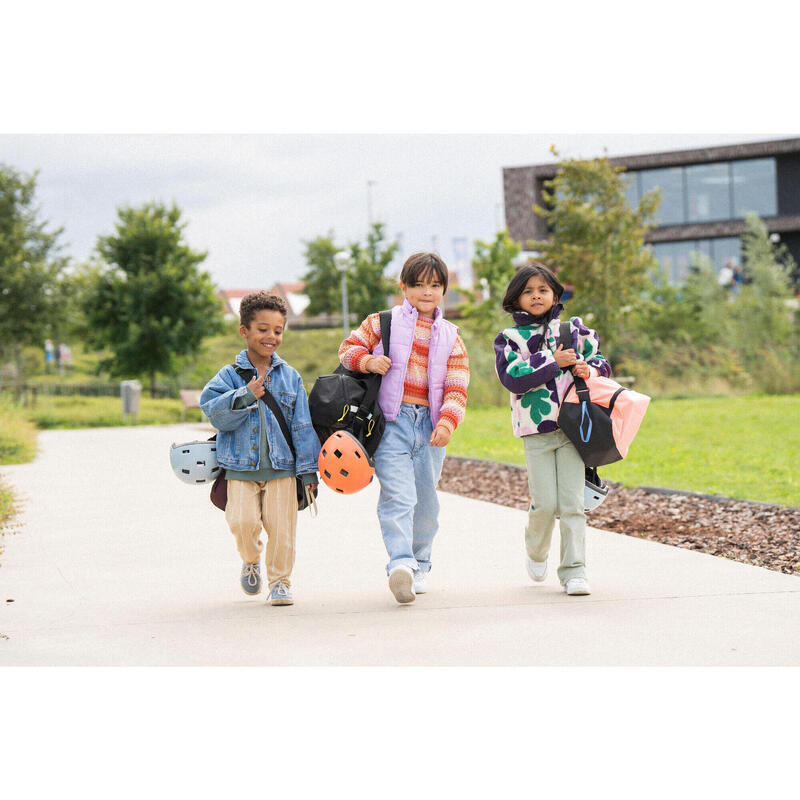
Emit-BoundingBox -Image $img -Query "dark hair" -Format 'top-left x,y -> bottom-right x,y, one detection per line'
502,262 -> 564,313
399,252 -> 449,294
239,290 -> 288,327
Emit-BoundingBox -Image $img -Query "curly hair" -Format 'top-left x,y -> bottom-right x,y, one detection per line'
239,291 -> 288,327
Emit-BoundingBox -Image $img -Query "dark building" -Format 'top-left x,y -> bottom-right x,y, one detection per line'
503,137 -> 800,284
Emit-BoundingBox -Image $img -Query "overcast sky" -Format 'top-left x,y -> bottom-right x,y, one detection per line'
0,133 -> 784,291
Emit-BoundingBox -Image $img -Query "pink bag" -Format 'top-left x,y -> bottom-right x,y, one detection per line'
558,375 -> 651,467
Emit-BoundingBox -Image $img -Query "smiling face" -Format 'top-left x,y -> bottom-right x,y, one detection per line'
240,309 -> 285,367
401,271 -> 445,319
516,275 -> 556,316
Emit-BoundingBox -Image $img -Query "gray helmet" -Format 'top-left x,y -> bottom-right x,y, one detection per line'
170,440 -> 220,484
584,467 -> 609,512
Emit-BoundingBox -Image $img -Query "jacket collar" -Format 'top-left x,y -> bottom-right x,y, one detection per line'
512,302 -> 563,328
401,297 -> 442,323
235,349 -> 286,372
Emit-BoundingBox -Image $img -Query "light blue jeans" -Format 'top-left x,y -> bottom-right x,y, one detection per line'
373,403 -> 447,576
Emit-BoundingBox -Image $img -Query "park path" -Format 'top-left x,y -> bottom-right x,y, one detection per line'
1,423 -> 798,665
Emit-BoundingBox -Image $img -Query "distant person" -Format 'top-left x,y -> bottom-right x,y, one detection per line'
732,264 -> 745,294
494,263 -> 610,596
717,261 -> 734,292
44,339 -> 54,375
200,291 -> 320,606
338,252 -> 470,604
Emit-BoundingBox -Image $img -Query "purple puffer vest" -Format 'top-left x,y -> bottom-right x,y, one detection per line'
373,299 -> 459,427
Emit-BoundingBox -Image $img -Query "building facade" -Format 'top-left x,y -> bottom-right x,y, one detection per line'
503,137 -> 800,284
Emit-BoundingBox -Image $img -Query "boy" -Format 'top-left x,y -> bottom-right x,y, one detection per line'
200,291 -> 319,605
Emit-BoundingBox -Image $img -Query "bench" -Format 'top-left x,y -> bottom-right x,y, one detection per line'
179,390 -> 204,422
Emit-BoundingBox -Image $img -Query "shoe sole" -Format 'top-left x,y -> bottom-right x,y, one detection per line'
389,570 -> 416,604
241,584 -> 262,596
270,597 -> 294,605
564,585 -> 591,596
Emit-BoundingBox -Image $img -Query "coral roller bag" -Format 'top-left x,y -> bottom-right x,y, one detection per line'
556,322 -> 650,468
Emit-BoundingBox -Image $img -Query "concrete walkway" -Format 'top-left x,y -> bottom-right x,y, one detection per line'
1,423 -> 798,666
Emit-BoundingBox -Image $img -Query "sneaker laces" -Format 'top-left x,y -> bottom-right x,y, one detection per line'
272,582 -> 289,597
242,563 -> 260,587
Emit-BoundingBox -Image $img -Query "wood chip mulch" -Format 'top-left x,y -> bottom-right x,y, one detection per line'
439,457 -> 800,577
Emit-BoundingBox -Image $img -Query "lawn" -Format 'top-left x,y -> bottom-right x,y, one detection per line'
447,395 -> 800,507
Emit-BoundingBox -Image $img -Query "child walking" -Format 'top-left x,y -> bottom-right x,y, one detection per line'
494,263 -> 610,595
200,291 -> 320,605
339,252 -> 469,604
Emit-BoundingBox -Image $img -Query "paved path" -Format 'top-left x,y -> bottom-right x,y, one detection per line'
1,424 -> 798,665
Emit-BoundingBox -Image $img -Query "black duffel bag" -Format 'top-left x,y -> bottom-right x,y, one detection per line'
309,310 -> 391,459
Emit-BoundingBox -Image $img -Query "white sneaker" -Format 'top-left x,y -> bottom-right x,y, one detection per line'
526,557 -> 547,582
413,571 -> 427,594
388,565 -> 416,604
564,577 -> 591,596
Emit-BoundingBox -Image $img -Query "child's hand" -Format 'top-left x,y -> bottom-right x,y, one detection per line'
430,424 -> 451,447
307,482 -> 318,493
247,373 -> 265,399
366,355 -> 392,375
572,362 -> 590,379
553,344 -> 578,368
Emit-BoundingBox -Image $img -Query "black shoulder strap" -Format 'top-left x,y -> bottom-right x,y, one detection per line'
232,363 -> 296,457
260,389 -> 296,458
559,320 -> 572,351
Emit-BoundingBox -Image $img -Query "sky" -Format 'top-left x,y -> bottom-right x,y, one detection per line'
0,132 -> 786,292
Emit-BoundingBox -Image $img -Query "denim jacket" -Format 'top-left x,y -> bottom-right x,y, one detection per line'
200,350 -> 320,474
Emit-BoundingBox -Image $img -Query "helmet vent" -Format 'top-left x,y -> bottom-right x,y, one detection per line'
339,468 -> 349,477
182,449 -> 190,454
333,448 -> 343,459
335,488 -> 344,493
196,460 -> 205,466
181,469 -> 190,475
321,448 -> 327,457
354,451 -> 361,459
323,469 -> 331,478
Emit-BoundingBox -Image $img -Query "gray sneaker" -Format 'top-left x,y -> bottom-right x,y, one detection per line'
269,581 -> 294,606
240,561 -> 262,596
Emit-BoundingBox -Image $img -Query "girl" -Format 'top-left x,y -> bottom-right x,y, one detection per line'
338,252 -> 470,604
494,263 -> 610,595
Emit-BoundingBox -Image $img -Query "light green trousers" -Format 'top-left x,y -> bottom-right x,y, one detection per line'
522,429 -> 587,583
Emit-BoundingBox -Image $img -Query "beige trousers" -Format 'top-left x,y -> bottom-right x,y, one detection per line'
522,429 -> 587,583
225,477 -> 298,588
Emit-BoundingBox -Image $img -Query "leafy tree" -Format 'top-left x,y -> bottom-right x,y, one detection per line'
301,222 -> 398,324
348,222 -> 399,321
83,202 -> 224,396
459,230 -> 520,334
0,164 -> 71,384
531,148 -> 661,356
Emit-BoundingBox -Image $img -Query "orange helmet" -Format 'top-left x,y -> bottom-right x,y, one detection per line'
318,430 -> 375,494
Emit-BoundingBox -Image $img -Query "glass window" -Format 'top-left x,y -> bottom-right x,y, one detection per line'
622,171 -> 639,211
653,239 -> 720,283
686,163 -> 732,222
710,237 -> 741,272
732,158 -> 777,218
640,167 -> 685,225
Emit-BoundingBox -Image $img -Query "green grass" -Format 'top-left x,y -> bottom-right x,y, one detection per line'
25,395 -> 204,429
0,398 -> 38,464
447,395 -> 800,507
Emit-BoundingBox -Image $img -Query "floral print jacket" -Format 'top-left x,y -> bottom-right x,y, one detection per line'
494,304 -> 611,438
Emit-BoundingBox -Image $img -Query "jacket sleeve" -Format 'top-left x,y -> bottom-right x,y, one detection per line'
289,370 -> 321,475
572,317 -> 612,378
494,330 -> 560,394
200,367 -> 256,431
437,334 -> 470,434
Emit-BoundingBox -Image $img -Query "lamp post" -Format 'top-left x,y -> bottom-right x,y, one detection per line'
334,250 -> 352,336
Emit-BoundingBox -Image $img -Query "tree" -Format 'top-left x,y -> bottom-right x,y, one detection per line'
459,230 -> 520,334
301,223 -> 398,324
531,148 -> 661,356
0,164 -> 71,385
83,202 -> 224,396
